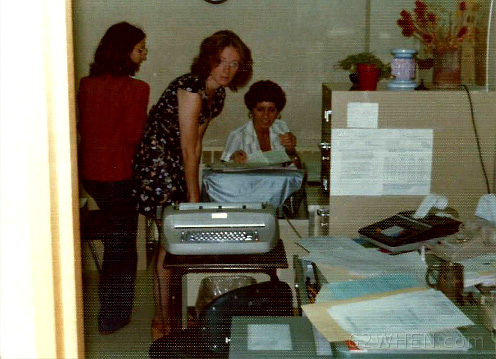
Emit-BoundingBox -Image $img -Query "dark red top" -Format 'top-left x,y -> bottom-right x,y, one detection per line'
78,74 -> 150,182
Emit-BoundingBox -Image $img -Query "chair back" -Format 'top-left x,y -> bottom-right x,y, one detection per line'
199,280 -> 293,354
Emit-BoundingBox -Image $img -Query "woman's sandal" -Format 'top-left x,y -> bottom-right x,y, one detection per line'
151,318 -> 170,341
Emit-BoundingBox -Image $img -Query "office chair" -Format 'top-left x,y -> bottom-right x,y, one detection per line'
149,280 -> 293,359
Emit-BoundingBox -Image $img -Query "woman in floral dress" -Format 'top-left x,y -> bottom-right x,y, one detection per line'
133,30 -> 252,339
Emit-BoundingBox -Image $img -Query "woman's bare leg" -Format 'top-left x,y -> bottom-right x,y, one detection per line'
152,246 -> 170,339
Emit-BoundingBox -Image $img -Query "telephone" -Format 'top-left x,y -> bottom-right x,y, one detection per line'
427,217 -> 496,262
358,194 -> 462,253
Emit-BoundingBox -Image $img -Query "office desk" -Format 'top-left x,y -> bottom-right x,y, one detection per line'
287,256 -> 496,358
163,239 -> 288,331
229,314 -> 496,358
202,167 -> 305,209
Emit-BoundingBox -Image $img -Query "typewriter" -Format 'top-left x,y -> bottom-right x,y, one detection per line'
160,202 -> 279,255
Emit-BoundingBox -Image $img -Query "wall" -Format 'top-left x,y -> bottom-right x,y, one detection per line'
73,0 -> 496,194
73,0 -> 496,150
1,0 -> 83,358
72,0 -> 421,149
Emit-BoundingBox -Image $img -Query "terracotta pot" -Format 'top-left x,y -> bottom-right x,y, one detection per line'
357,63 -> 380,91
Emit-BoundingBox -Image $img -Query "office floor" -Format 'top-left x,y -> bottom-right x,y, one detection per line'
82,267 -> 156,358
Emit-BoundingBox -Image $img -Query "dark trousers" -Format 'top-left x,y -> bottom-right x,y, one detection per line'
82,180 -> 138,332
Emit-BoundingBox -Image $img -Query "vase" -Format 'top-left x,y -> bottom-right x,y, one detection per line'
357,63 -> 380,91
432,49 -> 461,88
387,48 -> 417,91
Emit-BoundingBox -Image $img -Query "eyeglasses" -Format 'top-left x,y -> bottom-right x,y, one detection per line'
137,48 -> 148,55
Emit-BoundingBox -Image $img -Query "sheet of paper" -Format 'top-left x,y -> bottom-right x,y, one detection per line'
330,129 -> 433,196
326,274 -> 421,300
347,102 -> 379,128
247,149 -> 290,164
297,237 -> 427,281
247,324 -> 292,351
327,289 -> 474,336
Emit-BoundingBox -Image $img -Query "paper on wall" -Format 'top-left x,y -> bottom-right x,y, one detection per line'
347,102 -> 379,128
330,129 -> 433,196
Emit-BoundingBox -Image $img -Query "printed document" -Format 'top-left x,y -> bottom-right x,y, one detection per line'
327,289 -> 474,336
330,129 -> 433,195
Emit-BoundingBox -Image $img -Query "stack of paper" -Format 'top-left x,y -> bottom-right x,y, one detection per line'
303,289 -> 474,353
461,253 -> 496,287
297,236 -> 427,282
297,237 -> 476,354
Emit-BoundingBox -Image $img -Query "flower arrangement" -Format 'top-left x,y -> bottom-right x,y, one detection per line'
397,0 -> 480,54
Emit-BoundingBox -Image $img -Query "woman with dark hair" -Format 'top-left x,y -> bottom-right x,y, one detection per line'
78,21 -> 149,334
133,30 -> 252,339
221,80 -> 299,167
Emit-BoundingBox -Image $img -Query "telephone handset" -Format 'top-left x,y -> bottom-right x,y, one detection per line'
428,217 -> 496,262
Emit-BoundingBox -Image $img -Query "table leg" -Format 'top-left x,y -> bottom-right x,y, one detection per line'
267,269 -> 279,281
169,270 -> 183,332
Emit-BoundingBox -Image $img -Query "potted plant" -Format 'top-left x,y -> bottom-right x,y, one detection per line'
335,52 -> 391,90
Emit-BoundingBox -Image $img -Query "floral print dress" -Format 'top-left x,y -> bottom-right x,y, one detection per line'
133,73 -> 225,218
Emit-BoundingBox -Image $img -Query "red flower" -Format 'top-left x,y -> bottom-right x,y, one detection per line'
402,27 -> 415,37
400,10 -> 411,19
427,12 -> 437,24
457,26 -> 467,38
397,1 -> 474,53
415,11 -> 427,27
422,34 -> 434,43
415,0 -> 426,10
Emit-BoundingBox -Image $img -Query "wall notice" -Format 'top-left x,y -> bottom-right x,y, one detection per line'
330,129 -> 433,196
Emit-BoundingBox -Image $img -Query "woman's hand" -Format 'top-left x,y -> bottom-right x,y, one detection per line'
279,132 -> 296,152
230,150 -> 248,163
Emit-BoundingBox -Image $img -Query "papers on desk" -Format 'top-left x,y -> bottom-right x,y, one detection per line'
205,162 -> 299,172
302,289 -> 474,346
247,149 -> 291,164
298,237 -> 476,353
328,289 -> 473,335
316,273 -> 422,302
297,236 -> 427,282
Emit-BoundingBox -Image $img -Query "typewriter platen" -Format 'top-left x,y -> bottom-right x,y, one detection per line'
160,202 -> 279,255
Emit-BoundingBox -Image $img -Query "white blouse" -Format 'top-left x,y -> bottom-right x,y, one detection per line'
220,119 -> 291,162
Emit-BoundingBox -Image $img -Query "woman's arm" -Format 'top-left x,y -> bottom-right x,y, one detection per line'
178,88 -> 203,202
221,130 -> 246,163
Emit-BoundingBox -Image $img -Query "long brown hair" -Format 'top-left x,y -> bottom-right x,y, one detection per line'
89,22 -> 145,77
190,30 -> 253,91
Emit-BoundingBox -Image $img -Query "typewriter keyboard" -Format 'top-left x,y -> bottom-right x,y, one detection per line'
181,230 -> 259,242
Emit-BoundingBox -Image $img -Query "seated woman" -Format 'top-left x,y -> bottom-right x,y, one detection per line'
220,80 -> 301,168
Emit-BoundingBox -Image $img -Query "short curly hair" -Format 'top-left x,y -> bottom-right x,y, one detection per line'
244,80 -> 287,112
190,30 -> 253,91
90,22 -> 146,77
